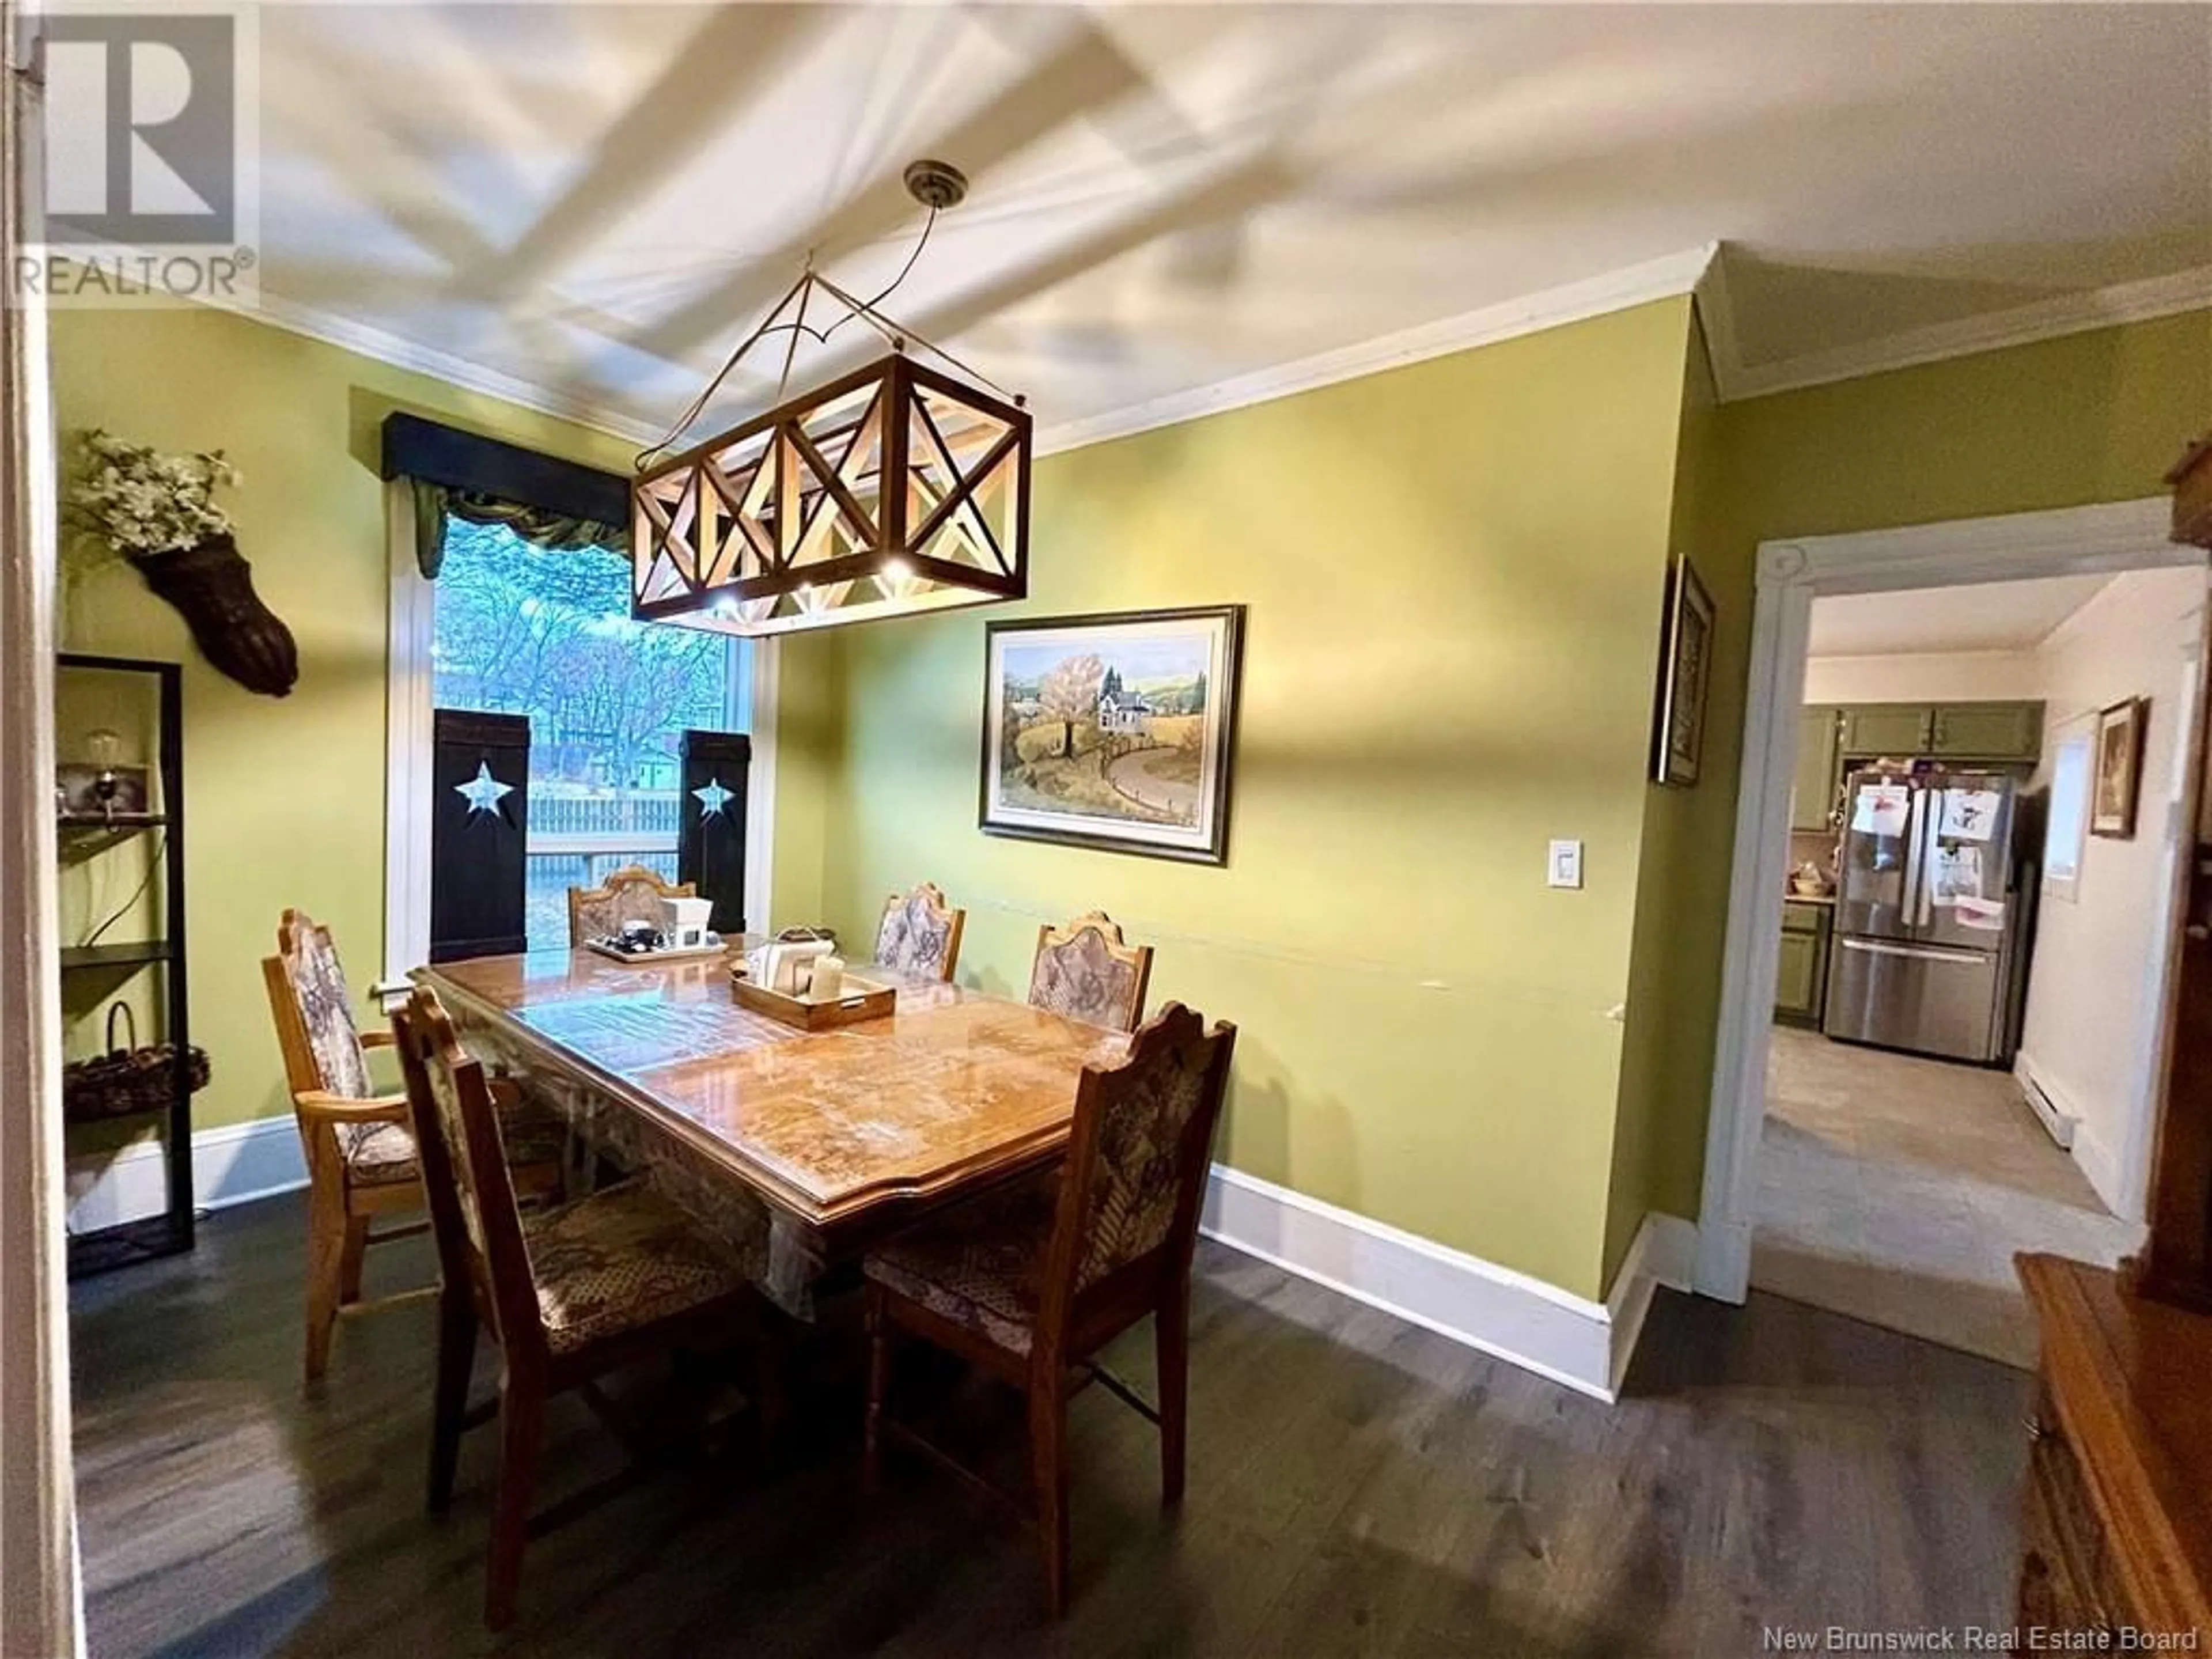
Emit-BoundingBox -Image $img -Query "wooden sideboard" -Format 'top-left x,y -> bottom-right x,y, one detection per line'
2017,1255 -> 2212,1644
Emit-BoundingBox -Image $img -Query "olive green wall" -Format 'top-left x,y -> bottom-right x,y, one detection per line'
818,298 -> 1697,1301
1604,309 -> 1734,1283
1603,306 -> 2212,1284
767,631 -> 844,927
47,304 -> 830,1138
1718,310 -> 2210,544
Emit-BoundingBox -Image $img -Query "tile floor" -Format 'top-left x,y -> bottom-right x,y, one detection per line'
1752,1027 -> 2143,1369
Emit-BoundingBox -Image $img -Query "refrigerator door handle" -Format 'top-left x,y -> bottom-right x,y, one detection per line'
1900,789 -> 1926,923
1917,786 -> 1944,929
1838,938 -> 1990,967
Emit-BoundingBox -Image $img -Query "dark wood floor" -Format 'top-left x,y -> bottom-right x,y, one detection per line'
71,1192 -> 2031,1658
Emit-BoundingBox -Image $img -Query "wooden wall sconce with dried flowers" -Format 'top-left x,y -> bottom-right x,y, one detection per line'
67,431 -> 299,697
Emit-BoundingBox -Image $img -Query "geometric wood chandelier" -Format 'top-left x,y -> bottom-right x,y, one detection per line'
631,163 -> 1031,638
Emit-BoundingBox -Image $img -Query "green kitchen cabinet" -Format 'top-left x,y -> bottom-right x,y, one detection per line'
1774,902 -> 1831,1027
1930,701 -> 2045,761
1791,706 -> 1842,831
1839,703 -> 1933,757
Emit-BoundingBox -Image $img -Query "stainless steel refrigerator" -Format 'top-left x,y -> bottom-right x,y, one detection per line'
1824,767 -> 2024,1063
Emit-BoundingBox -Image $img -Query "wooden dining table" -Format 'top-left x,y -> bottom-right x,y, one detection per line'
414,948 -> 1132,1316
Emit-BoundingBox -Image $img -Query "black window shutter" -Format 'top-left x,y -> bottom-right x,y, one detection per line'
677,729 -> 751,937
430,709 -> 531,962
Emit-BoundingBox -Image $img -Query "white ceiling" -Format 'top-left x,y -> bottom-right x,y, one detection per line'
237,3 -> 2212,444
1808,575 -> 2118,659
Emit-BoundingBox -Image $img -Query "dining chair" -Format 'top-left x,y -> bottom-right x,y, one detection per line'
566,863 -> 696,947
862,1002 -> 1237,1615
262,908 -> 565,1384
391,984 -> 760,1631
874,880 -> 966,982
1027,911 -> 1154,1033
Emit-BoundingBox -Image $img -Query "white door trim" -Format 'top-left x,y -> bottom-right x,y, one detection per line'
382,482 -> 435,982
1695,496 -> 2203,1301
1,13 -> 88,1650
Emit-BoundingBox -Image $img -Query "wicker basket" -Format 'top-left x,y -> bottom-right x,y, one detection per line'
62,1003 -> 211,1124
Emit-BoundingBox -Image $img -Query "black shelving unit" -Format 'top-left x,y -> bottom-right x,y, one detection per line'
59,653 -> 193,1278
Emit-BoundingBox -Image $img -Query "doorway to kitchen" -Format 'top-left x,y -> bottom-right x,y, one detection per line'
1695,499 -> 2210,1368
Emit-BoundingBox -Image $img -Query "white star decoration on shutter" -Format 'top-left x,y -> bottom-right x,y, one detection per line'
454,761 -> 515,818
692,777 -> 736,819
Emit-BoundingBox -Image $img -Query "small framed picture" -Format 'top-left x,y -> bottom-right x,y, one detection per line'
1652,554 -> 1715,787
2090,696 -> 2149,839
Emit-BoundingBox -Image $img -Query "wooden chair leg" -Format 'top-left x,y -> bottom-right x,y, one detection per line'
485,1377 -> 546,1631
1028,1388 -> 1071,1618
1158,1289 -> 1190,1506
862,1288 -> 889,1497
303,1194 -> 347,1385
756,1313 -> 791,1467
427,1289 -> 477,1513
338,1214 -> 372,1305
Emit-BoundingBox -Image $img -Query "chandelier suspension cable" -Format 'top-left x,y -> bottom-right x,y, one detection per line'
636,203 -> 946,472
635,267 -> 811,470
806,270 -> 1019,404
772,266 -> 811,404
812,204 -> 934,350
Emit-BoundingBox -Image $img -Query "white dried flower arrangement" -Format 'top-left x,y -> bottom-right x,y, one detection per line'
67,430 -> 240,559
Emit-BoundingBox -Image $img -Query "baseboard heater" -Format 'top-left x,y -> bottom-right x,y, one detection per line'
2016,1063 -> 2077,1150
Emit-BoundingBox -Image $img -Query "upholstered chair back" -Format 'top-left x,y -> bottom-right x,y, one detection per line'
1027,912 -> 1154,1034
392,987 -> 541,1361
271,908 -> 373,1101
567,864 -> 695,948
1039,1004 -> 1236,1335
874,882 -> 965,982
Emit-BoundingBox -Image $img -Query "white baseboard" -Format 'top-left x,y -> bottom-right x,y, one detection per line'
66,1113 -> 307,1233
2068,1119 -> 2129,1222
2015,1056 -> 2133,1220
2013,1054 -> 2078,1150
1199,1165 -> 1695,1403
1602,1209 -> 1700,1398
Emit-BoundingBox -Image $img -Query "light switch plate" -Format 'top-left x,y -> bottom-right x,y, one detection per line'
1548,839 -> 1583,889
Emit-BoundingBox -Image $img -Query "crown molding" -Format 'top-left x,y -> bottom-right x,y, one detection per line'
1690,243 -> 1743,400
1709,260 -> 2212,404
1033,243 -> 1719,457
197,243 -> 2207,462
200,290 -> 663,447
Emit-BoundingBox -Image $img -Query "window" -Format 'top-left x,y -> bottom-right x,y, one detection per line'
2044,717 -> 2093,903
430,520 -> 749,950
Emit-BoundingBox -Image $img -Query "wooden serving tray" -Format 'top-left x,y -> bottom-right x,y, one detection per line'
583,939 -> 730,966
730,972 -> 896,1031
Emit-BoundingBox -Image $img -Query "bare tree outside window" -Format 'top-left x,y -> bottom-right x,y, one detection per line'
431,521 -> 740,948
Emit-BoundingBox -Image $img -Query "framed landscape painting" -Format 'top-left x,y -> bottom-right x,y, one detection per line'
980,606 -> 1245,864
